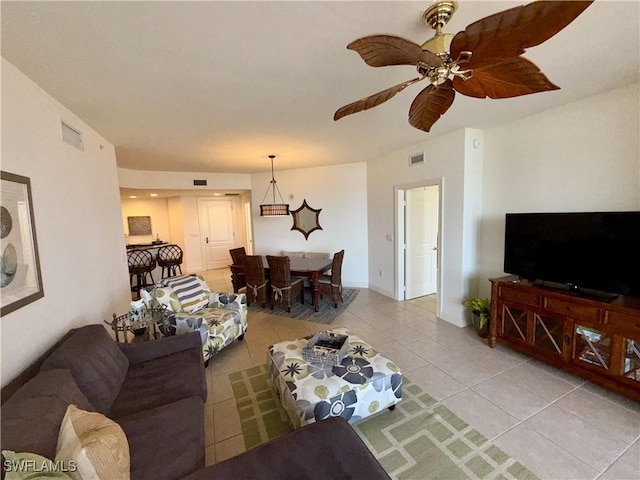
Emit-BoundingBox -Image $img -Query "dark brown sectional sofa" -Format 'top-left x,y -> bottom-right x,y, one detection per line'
1,325 -> 207,480
1,324 -> 390,479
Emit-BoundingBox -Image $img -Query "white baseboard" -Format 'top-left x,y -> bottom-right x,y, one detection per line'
367,284 -> 395,300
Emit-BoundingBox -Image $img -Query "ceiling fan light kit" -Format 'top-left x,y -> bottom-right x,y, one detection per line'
334,0 -> 593,133
259,155 -> 290,217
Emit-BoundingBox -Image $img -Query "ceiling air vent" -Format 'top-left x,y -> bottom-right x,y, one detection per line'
409,152 -> 424,166
225,193 -> 240,196
193,179 -> 207,186
60,120 -> 84,151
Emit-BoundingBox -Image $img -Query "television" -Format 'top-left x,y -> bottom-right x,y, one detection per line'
504,212 -> 640,299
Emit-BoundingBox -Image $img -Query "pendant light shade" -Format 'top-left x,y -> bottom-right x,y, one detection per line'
259,155 -> 289,217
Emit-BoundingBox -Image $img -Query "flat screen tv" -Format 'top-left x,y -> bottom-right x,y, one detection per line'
504,212 -> 640,299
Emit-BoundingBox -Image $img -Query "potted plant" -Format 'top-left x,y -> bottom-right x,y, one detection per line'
462,297 -> 491,338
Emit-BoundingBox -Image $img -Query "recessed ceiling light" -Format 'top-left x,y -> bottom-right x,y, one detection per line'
150,193 -> 158,197
213,193 -> 222,196
129,195 -> 137,199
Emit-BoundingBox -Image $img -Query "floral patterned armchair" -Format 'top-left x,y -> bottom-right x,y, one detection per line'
145,274 -> 248,363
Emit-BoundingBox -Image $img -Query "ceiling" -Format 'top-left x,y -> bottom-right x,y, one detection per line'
2,1 -> 639,174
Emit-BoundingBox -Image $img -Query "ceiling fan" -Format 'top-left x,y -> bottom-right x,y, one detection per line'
334,0 -> 593,133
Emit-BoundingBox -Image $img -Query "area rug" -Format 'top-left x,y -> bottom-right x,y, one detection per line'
229,365 -> 539,480
247,287 -> 358,324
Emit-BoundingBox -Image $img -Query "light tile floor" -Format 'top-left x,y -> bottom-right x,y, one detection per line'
201,268 -> 640,479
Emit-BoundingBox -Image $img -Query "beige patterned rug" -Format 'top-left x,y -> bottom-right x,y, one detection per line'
229,365 -> 539,480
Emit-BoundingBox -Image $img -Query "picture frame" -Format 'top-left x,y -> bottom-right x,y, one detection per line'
1,171 -> 44,316
127,215 -> 152,236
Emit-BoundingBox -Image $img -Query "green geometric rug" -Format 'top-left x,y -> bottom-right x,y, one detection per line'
247,287 -> 358,324
229,365 -> 539,480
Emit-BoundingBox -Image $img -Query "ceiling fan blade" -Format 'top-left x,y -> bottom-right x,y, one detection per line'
408,79 -> 455,133
347,35 -> 443,68
452,56 -> 559,99
450,1 -> 593,69
334,77 -> 424,121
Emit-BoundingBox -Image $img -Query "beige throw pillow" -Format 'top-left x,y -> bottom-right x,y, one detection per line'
55,405 -> 130,480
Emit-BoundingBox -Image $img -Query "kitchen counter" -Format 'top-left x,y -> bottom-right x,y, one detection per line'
126,241 -> 168,250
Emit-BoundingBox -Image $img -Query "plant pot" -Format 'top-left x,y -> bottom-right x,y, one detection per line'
471,311 -> 489,338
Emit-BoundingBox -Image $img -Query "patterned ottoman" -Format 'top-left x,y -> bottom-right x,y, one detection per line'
268,328 -> 402,429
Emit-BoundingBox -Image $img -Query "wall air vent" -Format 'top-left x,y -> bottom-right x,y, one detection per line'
409,152 -> 424,166
60,120 -> 84,151
193,179 -> 207,186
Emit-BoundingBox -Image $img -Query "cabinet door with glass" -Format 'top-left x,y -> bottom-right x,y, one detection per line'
621,335 -> 640,384
499,302 -> 530,347
572,324 -> 613,374
533,312 -> 569,361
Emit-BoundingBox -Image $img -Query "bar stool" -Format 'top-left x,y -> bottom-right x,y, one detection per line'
157,244 -> 183,279
128,249 -> 156,294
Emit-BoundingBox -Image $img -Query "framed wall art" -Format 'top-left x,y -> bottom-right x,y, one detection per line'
127,216 -> 152,236
1,171 -> 44,316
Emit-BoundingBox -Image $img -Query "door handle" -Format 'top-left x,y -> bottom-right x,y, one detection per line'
206,237 -> 209,244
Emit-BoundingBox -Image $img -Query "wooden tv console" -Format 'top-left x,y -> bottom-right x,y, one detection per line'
489,276 -> 640,402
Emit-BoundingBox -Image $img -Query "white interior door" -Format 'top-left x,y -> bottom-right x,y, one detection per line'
405,186 -> 439,299
198,198 -> 236,270
244,200 -> 253,255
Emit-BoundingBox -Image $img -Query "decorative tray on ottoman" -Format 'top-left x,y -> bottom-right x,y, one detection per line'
302,331 -> 349,366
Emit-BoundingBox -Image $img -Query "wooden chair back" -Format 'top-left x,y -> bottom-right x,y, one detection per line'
229,247 -> 247,266
245,255 -> 268,306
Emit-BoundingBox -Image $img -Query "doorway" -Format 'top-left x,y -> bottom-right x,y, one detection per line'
197,197 -> 237,270
244,199 -> 254,255
405,185 -> 439,298
395,180 -> 442,310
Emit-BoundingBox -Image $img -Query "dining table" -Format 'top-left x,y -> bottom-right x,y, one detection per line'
230,256 -> 333,312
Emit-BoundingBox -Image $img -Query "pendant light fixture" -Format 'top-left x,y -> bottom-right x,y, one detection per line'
259,155 -> 290,217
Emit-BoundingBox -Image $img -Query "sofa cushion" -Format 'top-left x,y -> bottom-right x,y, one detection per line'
163,274 -> 209,313
109,347 -> 207,418
304,251 -> 330,259
152,286 -> 182,313
56,405 -> 130,480
1,369 -> 94,459
40,325 -> 129,414
117,396 -> 204,480
282,250 -> 305,258
182,417 -> 390,480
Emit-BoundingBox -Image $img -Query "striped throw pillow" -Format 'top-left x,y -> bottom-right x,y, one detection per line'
164,274 -> 209,313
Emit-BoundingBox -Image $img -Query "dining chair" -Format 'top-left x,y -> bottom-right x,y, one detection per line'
245,255 -> 269,308
157,244 -> 183,279
229,247 -> 248,292
266,255 -> 304,313
127,249 -> 156,295
318,250 -> 344,308
229,247 -> 247,266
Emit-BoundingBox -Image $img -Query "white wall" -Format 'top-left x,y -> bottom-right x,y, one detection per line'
118,167 -> 251,190
477,83 -> 640,297
367,129 -> 484,327
1,58 -> 131,386
251,162 -> 368,288
462,131 -> 485,297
